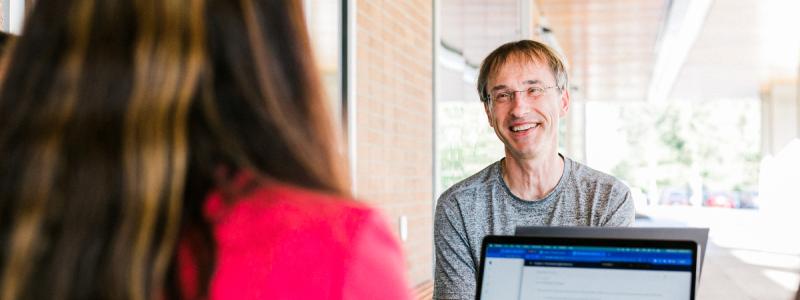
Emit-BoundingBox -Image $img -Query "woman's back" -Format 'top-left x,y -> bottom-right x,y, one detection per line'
180,182 -> 409,299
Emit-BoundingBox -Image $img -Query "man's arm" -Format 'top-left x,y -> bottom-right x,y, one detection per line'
433,197 -> 477,300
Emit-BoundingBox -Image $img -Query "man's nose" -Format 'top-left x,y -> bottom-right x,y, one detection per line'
509,92 -> 531,117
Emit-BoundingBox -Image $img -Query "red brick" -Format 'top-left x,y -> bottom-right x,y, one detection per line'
354,0 -> 433,286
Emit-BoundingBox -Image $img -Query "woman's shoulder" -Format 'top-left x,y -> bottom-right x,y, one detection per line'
204,182 -> 378,243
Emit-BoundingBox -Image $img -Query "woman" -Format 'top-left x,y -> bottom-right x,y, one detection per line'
0,0 -> 409,299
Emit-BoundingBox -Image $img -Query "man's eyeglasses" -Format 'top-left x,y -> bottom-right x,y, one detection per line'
488,86 -> 557,104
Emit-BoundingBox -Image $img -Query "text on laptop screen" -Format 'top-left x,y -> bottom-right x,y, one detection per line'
481,243 -> 694,300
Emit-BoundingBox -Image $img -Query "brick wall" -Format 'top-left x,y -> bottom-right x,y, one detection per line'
354,0 -> 433,287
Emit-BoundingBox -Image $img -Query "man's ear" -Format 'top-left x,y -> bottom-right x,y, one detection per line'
559,88 -> 570,117
483,101 -> 494,127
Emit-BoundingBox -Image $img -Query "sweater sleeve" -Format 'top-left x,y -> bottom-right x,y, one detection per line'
342,210 -> 411,300
433,196 -> 476,300
601,185 -> 635,227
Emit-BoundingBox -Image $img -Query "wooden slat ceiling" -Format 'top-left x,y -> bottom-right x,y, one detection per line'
670,0 -> 799,101
536,0 -> 670,101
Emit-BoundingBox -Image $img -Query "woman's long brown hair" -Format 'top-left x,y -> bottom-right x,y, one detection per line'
0,0 -> 348,299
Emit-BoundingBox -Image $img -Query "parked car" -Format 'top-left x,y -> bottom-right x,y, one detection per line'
703,191 -> 738,208
737,191 -> 759,209
659,188 -> 691,206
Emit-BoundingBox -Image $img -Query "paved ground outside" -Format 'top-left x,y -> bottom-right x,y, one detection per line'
637,206 -> 800,300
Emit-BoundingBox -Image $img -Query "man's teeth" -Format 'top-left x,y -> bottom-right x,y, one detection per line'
511,124 -> 538,132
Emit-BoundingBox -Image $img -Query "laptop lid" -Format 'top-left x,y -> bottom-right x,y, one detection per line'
477,235 -> 697,300
514,226 -> 709,279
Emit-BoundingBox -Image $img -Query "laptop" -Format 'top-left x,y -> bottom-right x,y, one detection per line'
477,235 -> 698,300
515,226 -> 709,279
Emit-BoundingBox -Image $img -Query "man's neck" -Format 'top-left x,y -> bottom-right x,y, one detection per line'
502,152 -> 564,201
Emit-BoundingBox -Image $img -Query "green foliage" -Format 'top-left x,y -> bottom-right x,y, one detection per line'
612,100 -> 761,193
437,102 -> 504,193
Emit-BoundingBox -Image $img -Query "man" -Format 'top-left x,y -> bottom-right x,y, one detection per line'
433,40 -> 635,299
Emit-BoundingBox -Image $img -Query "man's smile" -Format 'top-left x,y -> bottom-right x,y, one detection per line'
508,122 -> 542,135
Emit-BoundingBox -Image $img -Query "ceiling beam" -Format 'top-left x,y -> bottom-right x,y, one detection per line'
646,0 -> 713,102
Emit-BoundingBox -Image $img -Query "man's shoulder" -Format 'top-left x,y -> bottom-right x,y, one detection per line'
565,158 -> 635,226
437,160 -> 501,207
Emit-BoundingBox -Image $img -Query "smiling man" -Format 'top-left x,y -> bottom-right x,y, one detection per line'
433,40 -> 635,299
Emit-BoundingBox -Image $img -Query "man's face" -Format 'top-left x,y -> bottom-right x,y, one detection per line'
483,57 -> 570,160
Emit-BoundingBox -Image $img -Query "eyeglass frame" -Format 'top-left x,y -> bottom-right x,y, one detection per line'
485,85 -> 559,105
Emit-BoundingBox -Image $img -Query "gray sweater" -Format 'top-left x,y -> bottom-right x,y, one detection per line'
433,156 -> 635,299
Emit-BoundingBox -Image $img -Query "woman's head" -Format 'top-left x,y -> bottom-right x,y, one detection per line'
0,0 -> 346,299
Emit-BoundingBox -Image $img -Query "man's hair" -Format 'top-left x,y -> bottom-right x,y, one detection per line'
477,40 -> 568,103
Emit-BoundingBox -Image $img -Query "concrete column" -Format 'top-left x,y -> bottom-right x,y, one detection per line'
761,82 -> 799,156
563,98 -> 586,163
758,80 -> 800,249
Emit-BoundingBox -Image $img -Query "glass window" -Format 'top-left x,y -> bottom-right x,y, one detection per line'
304,0 -> 343,126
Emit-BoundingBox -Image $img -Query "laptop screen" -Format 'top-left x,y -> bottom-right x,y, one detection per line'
514,226 -> 709,281
477,236 -> 697,300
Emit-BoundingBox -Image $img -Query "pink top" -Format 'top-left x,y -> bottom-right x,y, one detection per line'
179,182 -> 410,299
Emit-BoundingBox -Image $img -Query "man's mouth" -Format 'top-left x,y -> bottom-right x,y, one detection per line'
510,123 -> 540,132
